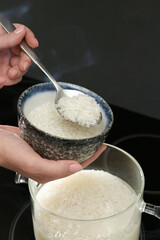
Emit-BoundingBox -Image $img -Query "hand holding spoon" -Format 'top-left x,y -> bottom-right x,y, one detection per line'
0,13 -> 102,127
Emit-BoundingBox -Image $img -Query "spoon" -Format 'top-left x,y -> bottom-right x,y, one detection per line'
0,14 -> 102,127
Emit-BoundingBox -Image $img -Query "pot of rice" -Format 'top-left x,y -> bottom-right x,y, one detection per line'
17,82 -> 113,162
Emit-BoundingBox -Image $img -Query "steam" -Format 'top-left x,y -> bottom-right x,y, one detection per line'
1,2 -> 32,23
1,4 -> 96,82
48,49 -> 95,81
43,25 -> 96,81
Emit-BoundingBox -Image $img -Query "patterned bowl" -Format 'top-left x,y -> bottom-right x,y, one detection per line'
17,82 -> 114,163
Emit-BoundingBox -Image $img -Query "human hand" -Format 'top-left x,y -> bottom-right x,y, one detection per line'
0,24 -> 38,88
0,125 -> 106,183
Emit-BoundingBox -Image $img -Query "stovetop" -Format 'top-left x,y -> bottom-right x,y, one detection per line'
0,79 -> 159,240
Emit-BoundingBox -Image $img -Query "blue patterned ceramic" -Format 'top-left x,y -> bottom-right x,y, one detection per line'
17,82 -> 114,163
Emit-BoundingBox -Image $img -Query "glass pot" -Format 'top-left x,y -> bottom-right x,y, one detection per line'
17,144 -> 160,240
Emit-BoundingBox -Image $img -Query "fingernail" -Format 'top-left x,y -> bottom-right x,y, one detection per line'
11,69 -> 19,78
23,61 -> 29,71
34,38 -> 39,47
70,164 -> 83,173
14,25 -> 24,34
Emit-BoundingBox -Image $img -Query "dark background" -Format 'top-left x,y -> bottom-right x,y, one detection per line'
0,2 -> 160,239
1,0 -> 160,120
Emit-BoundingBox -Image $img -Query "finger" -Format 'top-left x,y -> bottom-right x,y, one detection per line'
7,66 -> 22,80
0,125 -> 20,135
4,76 -> 22,86
6,66 -> 22,85
14,24 -> 39,48
81,144 -> 107,168
29,159 -> 83,183
11,45 -> 21,56
10,51 -> 32,72
0,24 -> 38,51
6,54 -> 31,84
10,55 -> 19,67
18,51 -> 32,72
0,25 -> 26,50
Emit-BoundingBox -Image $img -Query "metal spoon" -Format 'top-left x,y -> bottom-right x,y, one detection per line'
0,13 -> 102,127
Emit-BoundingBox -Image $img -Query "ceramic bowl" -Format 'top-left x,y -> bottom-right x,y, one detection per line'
17,82 -> 114,163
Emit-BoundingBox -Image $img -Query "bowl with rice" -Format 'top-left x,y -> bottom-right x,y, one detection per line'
17,82 -> 113,163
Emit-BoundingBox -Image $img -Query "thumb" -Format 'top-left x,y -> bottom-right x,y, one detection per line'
0,25 -> 25,50
29,159 -> 83,183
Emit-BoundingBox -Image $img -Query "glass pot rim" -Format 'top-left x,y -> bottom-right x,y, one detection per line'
28,143 -> 145,222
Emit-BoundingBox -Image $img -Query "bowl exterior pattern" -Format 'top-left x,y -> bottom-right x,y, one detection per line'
19,116 -> 107,162
17,82 -> 113,163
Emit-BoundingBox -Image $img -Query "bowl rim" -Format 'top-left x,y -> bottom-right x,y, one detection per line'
17,82 -> 114,141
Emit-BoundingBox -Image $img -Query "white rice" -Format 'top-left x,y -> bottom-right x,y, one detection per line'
33,170 -> 139,240
25,92 -> 106,139
36,170 -> 136,219
56,94 -> 101,127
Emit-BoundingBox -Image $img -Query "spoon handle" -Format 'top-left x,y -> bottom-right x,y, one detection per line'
0,13 -> 62,92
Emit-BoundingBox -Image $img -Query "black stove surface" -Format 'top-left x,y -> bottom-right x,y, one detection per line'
0,79 -> 160,239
